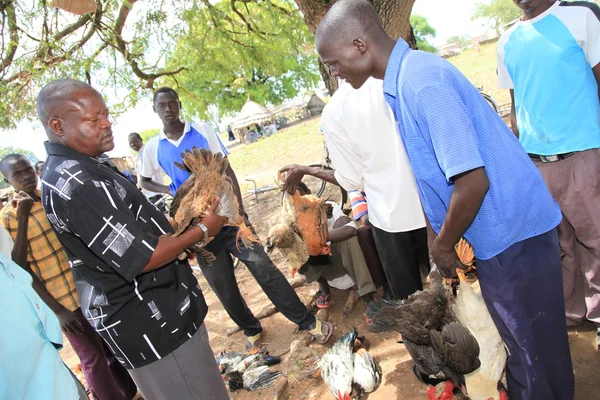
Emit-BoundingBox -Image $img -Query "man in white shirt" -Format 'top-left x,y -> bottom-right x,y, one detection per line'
128,132 -> 165,206
281,77 -> 428,301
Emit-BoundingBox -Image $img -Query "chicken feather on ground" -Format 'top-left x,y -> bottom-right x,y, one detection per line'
168,147 -> 259,262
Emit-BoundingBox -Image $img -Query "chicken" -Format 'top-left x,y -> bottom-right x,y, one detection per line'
453,268 -> 508,400
168,147 -> 259,262
226,365 -> 281,392
367,270 -> 481,400
319,328 -> 382,400
216,351 -> 244,374
267,177 -> 330,276
232,353 -> 281,373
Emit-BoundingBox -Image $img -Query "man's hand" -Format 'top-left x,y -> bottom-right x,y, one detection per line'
360,214 -> 369,226
57,308 -> 85,335
333,215 -> 352,229
199,198 -> 228,237
430,237 -> 467,279
12,191 -> 34,218
279,164 -> 307,194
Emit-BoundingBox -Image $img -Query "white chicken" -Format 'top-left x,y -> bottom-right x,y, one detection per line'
319,328 -> 382,400
453,259 -> 508,400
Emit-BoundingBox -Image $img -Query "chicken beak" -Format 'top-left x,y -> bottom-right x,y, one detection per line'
265,240 -> 274,253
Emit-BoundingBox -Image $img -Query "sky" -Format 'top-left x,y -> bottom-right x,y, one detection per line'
1,0 -> 488,160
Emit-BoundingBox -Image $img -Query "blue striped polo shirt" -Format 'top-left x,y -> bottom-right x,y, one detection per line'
382,40 -> 561,260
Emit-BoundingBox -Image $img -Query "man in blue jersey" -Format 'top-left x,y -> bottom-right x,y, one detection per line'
313,1 -> 574,399
498,0 -> 600,350
139,87 -> 332,350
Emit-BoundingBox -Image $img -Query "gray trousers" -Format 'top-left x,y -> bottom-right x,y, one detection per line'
128,324 -> 229,400
534,149 -> 600,328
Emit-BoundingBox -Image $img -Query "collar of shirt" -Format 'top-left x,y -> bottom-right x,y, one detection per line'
159,121 -> 191,147
382,39 -> 410,100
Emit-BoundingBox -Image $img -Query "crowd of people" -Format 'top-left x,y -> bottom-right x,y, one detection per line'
1,0 -> 598,399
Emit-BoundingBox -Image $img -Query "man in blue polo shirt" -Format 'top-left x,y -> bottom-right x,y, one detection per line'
314,0 -> 574,399
498,0 -> 600,350
140,87 -> 332,350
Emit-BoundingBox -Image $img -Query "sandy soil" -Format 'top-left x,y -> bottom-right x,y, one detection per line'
60,187 -> 600,400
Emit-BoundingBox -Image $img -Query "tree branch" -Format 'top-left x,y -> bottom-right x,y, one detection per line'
0,2 -> 19,75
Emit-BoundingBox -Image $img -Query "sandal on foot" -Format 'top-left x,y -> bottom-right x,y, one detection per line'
244,333 -> 262,352
309,320 -> 333,344
316,294 -> 332,309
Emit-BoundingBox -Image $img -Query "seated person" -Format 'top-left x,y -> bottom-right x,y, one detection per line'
296,183 -> 377,318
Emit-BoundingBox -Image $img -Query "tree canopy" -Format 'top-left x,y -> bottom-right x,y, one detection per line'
409,14 -> 436,53
472,0 -> 522,36
162,0 -> 319,121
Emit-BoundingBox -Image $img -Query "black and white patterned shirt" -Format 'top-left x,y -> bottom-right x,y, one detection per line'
41,142 -> 207,369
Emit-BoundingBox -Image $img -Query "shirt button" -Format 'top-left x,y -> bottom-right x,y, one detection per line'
36,303 -> 40,310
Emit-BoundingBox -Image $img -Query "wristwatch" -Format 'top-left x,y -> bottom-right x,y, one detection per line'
196,222 -> 209,247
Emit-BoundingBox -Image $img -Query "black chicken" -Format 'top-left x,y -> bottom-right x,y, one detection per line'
366,270 -> 480,399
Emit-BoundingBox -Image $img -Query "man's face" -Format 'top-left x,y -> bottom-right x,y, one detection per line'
317,37 -> 371,90
129,136 -> 143,152
4,158 -> 37,193
154,92 -> 181,124
512,0 -> 546,12
56,88 -> 114,157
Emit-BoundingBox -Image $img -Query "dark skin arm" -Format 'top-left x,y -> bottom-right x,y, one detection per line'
11,192 -> 84,335
430,167 -> 489,278
140,176 -> 171,195
141,199 -> 227,273
328,216 -> 357,242
509,89 -> 519,138
593,63 -> 600,101
279,164 -> 339,194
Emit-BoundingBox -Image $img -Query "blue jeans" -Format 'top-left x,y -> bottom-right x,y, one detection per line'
477,229 -> 574,400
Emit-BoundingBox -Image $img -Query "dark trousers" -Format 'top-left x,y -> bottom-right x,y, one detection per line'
65,308 -> 137,400
356,225 -> 388,290
477,229 -> 574,400
197,226 -> 315,336
371,226 -> 427,300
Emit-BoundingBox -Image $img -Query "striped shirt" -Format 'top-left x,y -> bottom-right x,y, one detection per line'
1,198 -> 79,311
382,39 -> 562,260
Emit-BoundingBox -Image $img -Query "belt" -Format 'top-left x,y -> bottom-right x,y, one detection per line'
528,152 -> 576,163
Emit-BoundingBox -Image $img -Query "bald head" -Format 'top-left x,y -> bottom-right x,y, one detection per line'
36,78 -> 115,157
36,79 -> 96,130
315,0 -> 392,89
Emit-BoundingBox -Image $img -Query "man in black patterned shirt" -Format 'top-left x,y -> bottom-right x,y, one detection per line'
37,78 -> 229,400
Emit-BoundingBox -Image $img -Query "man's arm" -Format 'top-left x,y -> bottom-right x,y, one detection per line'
9,194 -> 84,334
509,89 -> 519,138
328,215 -> 357,242
140,176 -> 171,194
279,164 -> 339,194
430,168 -> 489,278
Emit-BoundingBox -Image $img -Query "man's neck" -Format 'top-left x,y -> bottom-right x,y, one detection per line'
163,119 -> 186,140
522,0 -> 555,20
372,37 -> 397,80
25,189 -> 40,202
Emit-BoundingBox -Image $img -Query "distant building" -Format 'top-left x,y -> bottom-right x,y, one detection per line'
471,30 -> 499,46
437,42 -> 462,59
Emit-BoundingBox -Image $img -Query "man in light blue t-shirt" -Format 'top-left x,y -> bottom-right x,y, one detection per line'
498,0 -> 600,350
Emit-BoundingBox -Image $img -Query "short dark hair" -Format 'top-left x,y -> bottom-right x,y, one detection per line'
316,0 -> 386,46
153,87 -> 179,104
128,132 -> 142,140
36,79 -> 94,129
0,154 -> 30,176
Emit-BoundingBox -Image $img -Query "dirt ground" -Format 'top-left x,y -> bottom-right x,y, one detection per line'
60,185 -> 600,400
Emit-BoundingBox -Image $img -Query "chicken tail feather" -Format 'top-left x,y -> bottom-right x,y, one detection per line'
235,223 -> 260,251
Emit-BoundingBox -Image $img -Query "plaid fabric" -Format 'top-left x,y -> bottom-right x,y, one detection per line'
1,199 -> 79,311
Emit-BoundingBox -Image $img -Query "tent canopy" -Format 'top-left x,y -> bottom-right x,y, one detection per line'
232,100 -> 273,130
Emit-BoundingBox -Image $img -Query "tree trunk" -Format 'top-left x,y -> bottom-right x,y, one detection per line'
294,0 -> 417,95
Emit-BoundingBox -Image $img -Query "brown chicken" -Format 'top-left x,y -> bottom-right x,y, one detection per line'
169,147 -> 259,262
288,190 -> 330,256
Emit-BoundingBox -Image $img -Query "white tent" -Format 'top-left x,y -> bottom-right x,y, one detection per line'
231,100 -> 273,130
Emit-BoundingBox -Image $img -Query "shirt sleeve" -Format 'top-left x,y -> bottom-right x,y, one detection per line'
584,5 -> 600,67
497,37 -> 514,89
140,138 -> 161,179
200,122 -> 229,156
415,85 -> 485,182
65,182 -> 159,282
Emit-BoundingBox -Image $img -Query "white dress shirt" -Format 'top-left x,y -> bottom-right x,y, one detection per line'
135,144 -> 164,198
322,78 -> 425,233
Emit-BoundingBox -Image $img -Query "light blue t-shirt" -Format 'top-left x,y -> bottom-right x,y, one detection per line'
0,251 -> 78,400
383,40 -> 562,260
498,0 -> 600,155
